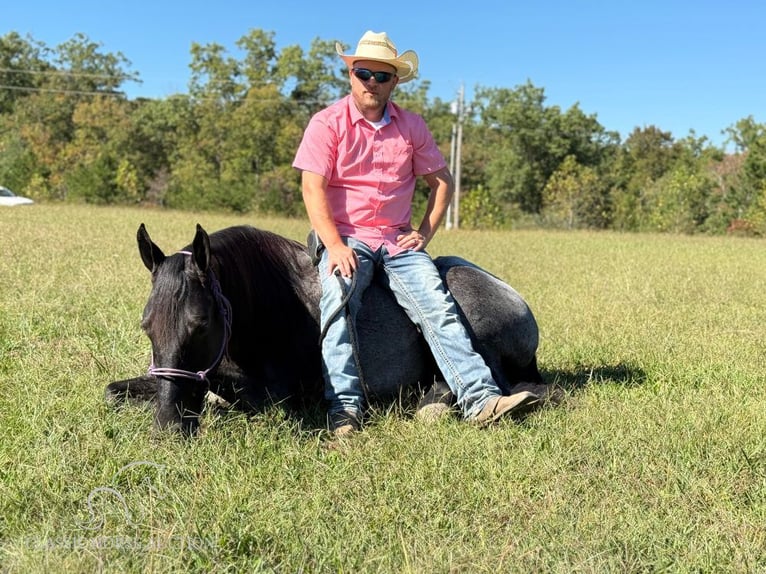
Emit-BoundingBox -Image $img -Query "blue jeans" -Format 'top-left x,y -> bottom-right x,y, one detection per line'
318,237 -> 501,420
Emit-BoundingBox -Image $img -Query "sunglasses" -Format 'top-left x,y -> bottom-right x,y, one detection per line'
352,67 -> 395,83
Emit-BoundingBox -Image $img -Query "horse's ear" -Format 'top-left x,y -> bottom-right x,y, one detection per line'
191,223 -> 210,273
137,223 -> 166,272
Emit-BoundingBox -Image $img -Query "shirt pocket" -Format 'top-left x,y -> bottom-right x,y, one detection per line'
382,139 -> 413,183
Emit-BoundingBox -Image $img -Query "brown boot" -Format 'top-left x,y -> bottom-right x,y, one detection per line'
472,392 -> 539,427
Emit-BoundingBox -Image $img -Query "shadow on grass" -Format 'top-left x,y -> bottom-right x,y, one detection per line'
104,373 -> 332,436
541,362 -> 648,393
105,362 -> 646,436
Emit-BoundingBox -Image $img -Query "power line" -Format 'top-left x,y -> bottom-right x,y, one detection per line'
0,67 -> 135,81
0,84 -> 126,97
0,82 -> 337,105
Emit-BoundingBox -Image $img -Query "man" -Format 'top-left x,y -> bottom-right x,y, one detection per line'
293,31 -> 541,436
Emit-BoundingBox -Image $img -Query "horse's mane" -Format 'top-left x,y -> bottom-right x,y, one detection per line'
202,226 -> 318,357
205,226 -> 309,302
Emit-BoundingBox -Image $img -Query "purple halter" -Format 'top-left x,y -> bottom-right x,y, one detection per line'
147,251 -> 232,383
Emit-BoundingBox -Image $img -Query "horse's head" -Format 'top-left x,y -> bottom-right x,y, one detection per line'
137,223 -> 230,435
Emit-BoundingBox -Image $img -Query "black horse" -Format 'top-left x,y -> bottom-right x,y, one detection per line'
106,224 -> 546,434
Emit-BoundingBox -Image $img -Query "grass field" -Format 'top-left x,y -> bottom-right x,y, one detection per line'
2,204 -> 766,573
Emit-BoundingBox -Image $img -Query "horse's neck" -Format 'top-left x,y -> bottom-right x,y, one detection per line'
213,250 -> 314,316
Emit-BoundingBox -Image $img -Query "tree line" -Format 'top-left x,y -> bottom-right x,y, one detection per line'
2,30 -> 765,235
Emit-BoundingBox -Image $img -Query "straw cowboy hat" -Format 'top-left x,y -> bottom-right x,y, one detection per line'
336,31 -> 419,83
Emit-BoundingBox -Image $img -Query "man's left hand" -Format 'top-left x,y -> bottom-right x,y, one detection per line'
396,230 -> 427,251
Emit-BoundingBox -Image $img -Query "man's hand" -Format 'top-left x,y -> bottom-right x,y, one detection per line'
396,229 -> 427,251
326,243 -> 358,277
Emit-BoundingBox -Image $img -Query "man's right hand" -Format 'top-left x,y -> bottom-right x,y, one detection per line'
327,243 -> 358,278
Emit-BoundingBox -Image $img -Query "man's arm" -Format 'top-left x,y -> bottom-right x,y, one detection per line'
397,166 -> 454,251
302,170 -> 357,277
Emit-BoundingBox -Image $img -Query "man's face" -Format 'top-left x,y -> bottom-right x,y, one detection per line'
349,60 -> 399,112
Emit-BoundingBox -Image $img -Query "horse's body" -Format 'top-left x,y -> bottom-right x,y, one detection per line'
106,224 -> 543,434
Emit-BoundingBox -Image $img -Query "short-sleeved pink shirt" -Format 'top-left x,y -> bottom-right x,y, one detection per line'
293,95 -> 447,255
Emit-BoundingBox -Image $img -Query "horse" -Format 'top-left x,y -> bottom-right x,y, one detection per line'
105,223 -> 547,435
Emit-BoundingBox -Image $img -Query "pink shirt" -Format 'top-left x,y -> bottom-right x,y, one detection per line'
293,95 -> 447,255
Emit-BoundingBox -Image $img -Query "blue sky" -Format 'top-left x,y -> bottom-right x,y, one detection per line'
6,1 -> 765,146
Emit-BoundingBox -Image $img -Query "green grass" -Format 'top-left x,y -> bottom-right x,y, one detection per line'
2,204 -> 766,572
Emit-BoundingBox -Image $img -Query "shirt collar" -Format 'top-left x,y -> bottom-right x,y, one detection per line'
346,95 -> 399,126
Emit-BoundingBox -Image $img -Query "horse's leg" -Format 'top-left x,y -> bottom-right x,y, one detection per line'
504,354 -> 544,386
207,372 -> 259,412
104,376 -> 158,406
505,355 -> 562,402
207,364 -> 280,413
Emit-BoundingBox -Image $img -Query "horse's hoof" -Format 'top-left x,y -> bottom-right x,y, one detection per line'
415,402 -> 454,422
205,391 -> 232,410
329,410 -> 361,438
508,382 -> 564,406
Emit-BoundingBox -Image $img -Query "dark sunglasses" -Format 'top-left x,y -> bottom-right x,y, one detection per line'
352,67 -> 395,83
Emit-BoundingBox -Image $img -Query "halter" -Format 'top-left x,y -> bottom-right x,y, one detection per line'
147,251 -> 232,383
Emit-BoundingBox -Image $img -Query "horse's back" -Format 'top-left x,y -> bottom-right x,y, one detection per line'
435,256 -> 540,391
354,255 -> 540,398
436,256 -> 538,360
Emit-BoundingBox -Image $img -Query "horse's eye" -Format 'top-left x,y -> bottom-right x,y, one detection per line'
188,315 -> 209,331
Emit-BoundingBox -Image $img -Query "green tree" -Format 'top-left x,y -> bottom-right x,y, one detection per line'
2,28 -> 756,232
641,164 -> 714,233
0,32 -> 50,114
724,116 -> 766,223
610,126 -> 682,230
474,81 -> 615,216
188,41 -> 244,102
127,96 -> 196,205
174,29 -> 356,213
542,155 -> 609,229
460,185 -> 506,229
62,96 -> 135,202
237,29 -> 278,89
1,33 -> 138,200
276,37 -> 347,113
10,92 -> 75,198
50,33 -> 138,95
0,129 -> 38,195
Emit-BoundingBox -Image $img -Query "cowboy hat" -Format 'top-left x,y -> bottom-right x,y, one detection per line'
336,31 -> 419,83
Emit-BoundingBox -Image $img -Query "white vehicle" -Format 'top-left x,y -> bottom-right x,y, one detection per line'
0,186 -> 33,206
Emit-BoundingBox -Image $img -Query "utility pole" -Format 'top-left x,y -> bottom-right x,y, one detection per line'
447,119 -> 457,229
446,83 -> 464,230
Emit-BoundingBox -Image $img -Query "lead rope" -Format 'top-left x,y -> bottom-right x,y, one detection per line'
317,269 -> 370,404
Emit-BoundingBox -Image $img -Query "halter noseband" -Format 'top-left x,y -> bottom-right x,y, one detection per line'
147,251 -> 232,383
